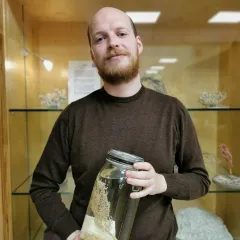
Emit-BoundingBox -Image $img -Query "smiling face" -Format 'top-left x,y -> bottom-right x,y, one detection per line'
88,7 -> 143,85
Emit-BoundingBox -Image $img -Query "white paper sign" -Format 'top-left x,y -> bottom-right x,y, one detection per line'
68,61 -> 101,103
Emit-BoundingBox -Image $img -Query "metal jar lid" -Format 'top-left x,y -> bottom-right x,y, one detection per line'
106,149 -> 144,166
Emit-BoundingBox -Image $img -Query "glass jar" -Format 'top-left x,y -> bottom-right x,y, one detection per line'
80,149 -> 144,240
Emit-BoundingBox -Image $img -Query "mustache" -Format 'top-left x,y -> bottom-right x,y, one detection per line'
105,50 -> 130,60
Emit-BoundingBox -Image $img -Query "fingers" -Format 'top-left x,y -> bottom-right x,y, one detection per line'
126,169 -> 151,179
133,162 -> 153,171
125,162 -> 154,179
126,162 -> 158,199
127,177 -> 152,187
130,187 -> 152,199
75,232 -> 84,240
80,232 -> 85,239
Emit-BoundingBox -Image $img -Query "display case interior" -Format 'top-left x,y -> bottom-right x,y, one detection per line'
3,0 -> 240,239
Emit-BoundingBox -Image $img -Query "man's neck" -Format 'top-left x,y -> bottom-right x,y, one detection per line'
103,75 -> 142,97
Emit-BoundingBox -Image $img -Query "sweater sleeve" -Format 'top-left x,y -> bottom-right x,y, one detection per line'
29,107 -> 80,239
162,99 -> 211,200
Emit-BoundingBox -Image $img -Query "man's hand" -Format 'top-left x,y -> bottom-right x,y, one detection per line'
73,231 -> 84,240
126,162 -> 167,199
73,235 -> 81,240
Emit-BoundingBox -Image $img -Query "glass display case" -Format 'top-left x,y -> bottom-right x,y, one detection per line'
3,0 -> 240,239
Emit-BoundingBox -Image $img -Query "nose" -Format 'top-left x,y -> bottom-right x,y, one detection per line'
108,34 -> 120,49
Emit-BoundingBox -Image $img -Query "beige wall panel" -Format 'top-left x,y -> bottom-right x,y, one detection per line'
28,112 -> 61,174
4,0 -> 42,239
12,196 -> 29,240
4,0 -> 25,109
218,43 -> 240,237
8,112 -> 28,191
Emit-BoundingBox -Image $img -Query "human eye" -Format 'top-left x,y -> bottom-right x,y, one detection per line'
94,34 -> 107,43
117,32 -> 128,37
96,37 -> 104,43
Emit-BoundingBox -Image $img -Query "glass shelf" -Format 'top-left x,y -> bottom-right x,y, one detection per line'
188,107 -> 240,111
12,170 -> 240,195
8,108 -> 240,112
187,107 -> 240,111
9,109 -> 63,112
12,171 -> 74,195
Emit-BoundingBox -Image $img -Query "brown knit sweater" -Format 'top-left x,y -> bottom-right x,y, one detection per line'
30,86 -> 210,240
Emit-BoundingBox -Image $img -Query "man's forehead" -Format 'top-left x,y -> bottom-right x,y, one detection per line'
89,10 -> 132,35
91,22 -> 131,35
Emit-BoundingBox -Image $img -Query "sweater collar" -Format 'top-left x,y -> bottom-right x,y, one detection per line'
101,85 -> 145,103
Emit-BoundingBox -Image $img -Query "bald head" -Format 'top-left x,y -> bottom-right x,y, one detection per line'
87,7 -> 137,46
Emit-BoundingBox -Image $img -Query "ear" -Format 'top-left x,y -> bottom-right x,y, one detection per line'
90,49 -> 96,64
136,36 -> 143,55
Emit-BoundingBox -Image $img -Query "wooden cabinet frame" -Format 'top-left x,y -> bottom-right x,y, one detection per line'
0,0 -> 12,239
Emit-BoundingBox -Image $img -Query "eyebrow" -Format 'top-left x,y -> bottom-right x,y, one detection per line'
116,27 -> 129,32
92,31 -> 106,37
93,27 -> 129,36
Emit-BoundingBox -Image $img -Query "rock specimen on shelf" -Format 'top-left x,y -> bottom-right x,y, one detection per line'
176,207 -> 233,240
199,91 -> 227,108
213,144 -> 240,190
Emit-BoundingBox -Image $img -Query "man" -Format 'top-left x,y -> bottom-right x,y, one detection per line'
30,7 -> 210,240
